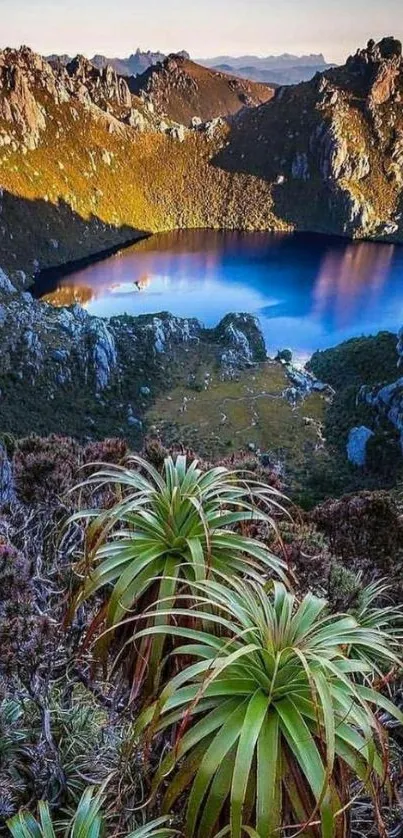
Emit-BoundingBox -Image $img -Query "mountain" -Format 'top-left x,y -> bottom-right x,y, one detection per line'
202,52 -> 329,69
0,36 -> 403,285
90,48 -> 168,76
128,54 -> 275,124
47,48 -> 193,78
1,37 -> 403,489
92,48 -> 191,76
199,53 -> 335,85
46,48 -> 185,76
216,36 -> 403,240
47,49 -> 333,86
0,47 -> 279,280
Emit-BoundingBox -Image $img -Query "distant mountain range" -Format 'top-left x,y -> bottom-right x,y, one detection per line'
199,53 -> 335,85
46,48 -> 334,86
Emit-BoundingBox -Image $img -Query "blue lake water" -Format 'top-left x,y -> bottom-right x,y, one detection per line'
36,229 -> 403,361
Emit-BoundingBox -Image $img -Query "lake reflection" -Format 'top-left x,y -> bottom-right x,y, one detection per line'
35,230 -> 403,360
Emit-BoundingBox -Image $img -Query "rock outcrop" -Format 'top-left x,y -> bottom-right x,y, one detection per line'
0,271 -> 266,439
0,45 -> 155,155
346,37 -> 402,107
0,48 -> 49,149
66,55 -> 132,109
339,326 -> 403,456
0,442 -> 14,504
347,426 -> 374,466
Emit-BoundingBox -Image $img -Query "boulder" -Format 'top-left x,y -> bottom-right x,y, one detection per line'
0,268 -> 16,296
347,426 -> 374,466
212,313 -> 267,367
127,108 -> 146,131
169,124 -> 186,142
276,348 -> 293,364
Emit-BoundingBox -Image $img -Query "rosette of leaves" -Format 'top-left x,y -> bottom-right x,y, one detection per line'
7,787 -> 177,837
135,577 -> 403,838
69,455 -> 286,696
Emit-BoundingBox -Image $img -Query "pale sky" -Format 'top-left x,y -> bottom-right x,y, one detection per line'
0,0 -> 402,63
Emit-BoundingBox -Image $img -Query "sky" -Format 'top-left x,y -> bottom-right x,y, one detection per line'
0,0 -> 402,63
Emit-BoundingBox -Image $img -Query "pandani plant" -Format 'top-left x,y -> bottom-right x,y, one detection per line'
68,454 -> 287,696
7,787 -> 178,838
133,576 -> 403,838
346,575 -> 403,678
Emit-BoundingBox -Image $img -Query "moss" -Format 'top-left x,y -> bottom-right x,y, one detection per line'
147,360 -> 327,491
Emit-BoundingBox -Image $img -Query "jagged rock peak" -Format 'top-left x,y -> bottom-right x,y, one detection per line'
66,54 -> 95,78
66,54 -> 132,107
0,46 -> 57,148
347,36 -> 402,69
345,36 -> 402,105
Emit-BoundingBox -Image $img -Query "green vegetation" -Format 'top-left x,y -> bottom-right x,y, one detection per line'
7,789 -> 176,838
2,37 -> 403,837
306,332 -> 399,454
134,576 -> 402,838
1,441 -> 403,836
307,333 -> 398,391
61,452 -> 403,836
301,333 -> 403,496
69,454 -> 286,696
147,361 -> 326,486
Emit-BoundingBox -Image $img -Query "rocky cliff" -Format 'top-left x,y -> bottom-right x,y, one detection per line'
359,328 -> 403,452
218,36 -> 403,240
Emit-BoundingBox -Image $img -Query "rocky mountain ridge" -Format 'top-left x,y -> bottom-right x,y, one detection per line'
47,49 -> 330,86
0,47 -> 281,278
1,37 -> 403,281
218,36 -> 403,239
47,49 -> 190,78
128,54 -> 274,124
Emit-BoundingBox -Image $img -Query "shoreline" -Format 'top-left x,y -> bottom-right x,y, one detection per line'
32,232 -> 151,295
31,225 -> 403,299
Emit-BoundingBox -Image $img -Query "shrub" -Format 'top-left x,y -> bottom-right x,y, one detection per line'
0,542 -> 52,685
307,333 -> 398,391
83,438 -> 129,467
7,788 -> 177,837
327,562 -> 362,612
311,490 -> 403,569
69,454 -> 286,697
136,578 -> 403,838
13,435 -> 81,504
